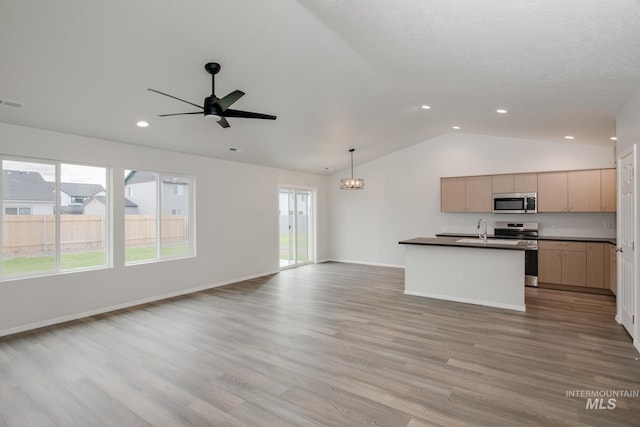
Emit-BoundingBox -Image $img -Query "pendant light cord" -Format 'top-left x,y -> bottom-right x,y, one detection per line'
350,148 -> 355,179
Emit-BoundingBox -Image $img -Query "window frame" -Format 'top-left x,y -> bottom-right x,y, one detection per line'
1,155 -> 112,281
124,169 -> 195,265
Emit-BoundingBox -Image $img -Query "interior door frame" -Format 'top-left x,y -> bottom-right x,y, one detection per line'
616,144 -> 638,351
278,185 -> 316,270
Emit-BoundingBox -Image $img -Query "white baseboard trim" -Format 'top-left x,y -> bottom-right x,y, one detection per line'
325,258 -> 405,269
404,289 -> 526,312
0,269 -> 279,338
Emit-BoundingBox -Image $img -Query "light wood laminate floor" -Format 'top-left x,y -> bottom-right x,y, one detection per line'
0,262 -> 638,426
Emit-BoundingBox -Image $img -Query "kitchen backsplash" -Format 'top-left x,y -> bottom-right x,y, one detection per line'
441,212 -> 616,238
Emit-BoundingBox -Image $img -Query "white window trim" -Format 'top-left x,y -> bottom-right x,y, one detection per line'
0,156 -> 111,281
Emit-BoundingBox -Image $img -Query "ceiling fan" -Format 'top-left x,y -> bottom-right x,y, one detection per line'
148,62 -> 277,128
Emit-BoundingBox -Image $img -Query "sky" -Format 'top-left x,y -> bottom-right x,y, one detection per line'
3,160 -> 106,185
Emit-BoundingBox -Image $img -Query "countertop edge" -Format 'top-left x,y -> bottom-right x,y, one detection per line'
435,232 -> 616,245
399,237 -> 527,251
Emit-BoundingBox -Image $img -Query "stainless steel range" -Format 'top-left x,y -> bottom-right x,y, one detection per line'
494,222 -> 539,287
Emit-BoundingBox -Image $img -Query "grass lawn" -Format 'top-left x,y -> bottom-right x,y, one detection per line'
125,244 -> 189,263
279,233 -> 310,262
2,252 -> 105,275
2,244 -> 189,275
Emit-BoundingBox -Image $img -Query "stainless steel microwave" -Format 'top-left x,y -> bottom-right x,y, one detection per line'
492,192 -> 537,214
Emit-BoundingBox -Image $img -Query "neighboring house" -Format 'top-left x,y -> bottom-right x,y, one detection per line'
2,170 -> 55,215
2,170 -> 131,216
60,182 -> 105,215
84,195 -> 138,215
124,171 -> 188,216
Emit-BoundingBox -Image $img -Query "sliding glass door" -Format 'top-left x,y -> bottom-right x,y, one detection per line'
279,188 -> 313,268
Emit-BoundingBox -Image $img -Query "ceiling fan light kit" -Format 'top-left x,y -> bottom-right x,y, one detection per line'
148,62 -> 276,129
340,148 -> 365,190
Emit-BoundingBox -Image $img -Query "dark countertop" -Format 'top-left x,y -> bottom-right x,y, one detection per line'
436,232 -> 616,245
399,236 -> 527,251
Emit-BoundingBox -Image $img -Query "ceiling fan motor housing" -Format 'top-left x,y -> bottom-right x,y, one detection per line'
204,96 -> 222,116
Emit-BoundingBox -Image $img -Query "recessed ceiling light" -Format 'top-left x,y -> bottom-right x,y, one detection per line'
136,121 -> 149,128
610,136 -> 617,141
421,105 -> 431,110
496,109 -> 508,114
452,126 -> 461,130
564,135 -> 575,140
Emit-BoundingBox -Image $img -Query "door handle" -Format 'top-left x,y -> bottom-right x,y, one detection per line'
616,247 -> 623,253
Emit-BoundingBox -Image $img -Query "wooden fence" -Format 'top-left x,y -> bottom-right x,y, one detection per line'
2,215 -> 186,257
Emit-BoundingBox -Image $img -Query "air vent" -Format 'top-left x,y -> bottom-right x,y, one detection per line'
0,98 -> 23,109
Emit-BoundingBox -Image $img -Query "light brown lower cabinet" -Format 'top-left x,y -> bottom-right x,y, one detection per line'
604,243 -> 617,295
586,243 -> 605,288
538,241 -> 608,289
563,249 -> 587,286
538,248 -> 563,284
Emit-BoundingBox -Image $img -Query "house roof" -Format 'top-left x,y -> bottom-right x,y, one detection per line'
2,170 -> 55,202
60,182 -> 105,198
86,195 -> 138,208
125,171 -> 188,185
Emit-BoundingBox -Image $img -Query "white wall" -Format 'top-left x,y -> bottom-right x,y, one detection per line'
616,87 -> 640,351
617,87 -> 640,155
0,122 -> 329,335
329,133 -> 616,267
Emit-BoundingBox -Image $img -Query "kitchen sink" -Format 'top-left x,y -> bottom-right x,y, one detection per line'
456,238 -> 521,245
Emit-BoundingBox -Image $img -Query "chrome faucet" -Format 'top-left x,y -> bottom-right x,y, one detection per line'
477,218 -> 488,242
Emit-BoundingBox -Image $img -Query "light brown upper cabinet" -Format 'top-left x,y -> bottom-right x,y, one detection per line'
601,168 -> 616,212
537,171 -> 568,212
444,168 -> 616,213
440,177 -> 466,212
491,173 -> 537,193
441,176 -> 491,212
465,175 -> 492,212
568,169 -> 601,212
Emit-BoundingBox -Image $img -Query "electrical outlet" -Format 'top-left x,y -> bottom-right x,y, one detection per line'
604,221 -> 611,228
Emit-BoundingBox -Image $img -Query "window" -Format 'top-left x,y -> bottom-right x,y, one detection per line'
71,196 -> 84,204
5,207 -> 31,215
1,159 -> 109,279
124,170 -> 193,264
279,188 -> 314,268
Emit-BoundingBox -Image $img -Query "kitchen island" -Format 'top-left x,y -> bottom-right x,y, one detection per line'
399,237 -> 527,311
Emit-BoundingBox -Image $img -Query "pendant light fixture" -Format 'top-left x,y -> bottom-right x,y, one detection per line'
340,148 -> 365,190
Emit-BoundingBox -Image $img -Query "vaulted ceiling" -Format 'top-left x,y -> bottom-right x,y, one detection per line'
1,0 -> 639,174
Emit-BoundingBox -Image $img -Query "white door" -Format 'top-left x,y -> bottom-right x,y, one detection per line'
618,147 -> 636,337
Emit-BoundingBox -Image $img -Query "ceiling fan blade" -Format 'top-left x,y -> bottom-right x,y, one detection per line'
216,90 -> 245,112
223,108 -> 277,120
148,89 -> 203,109
217,116 -> 230,128
158,112 -> 202,117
